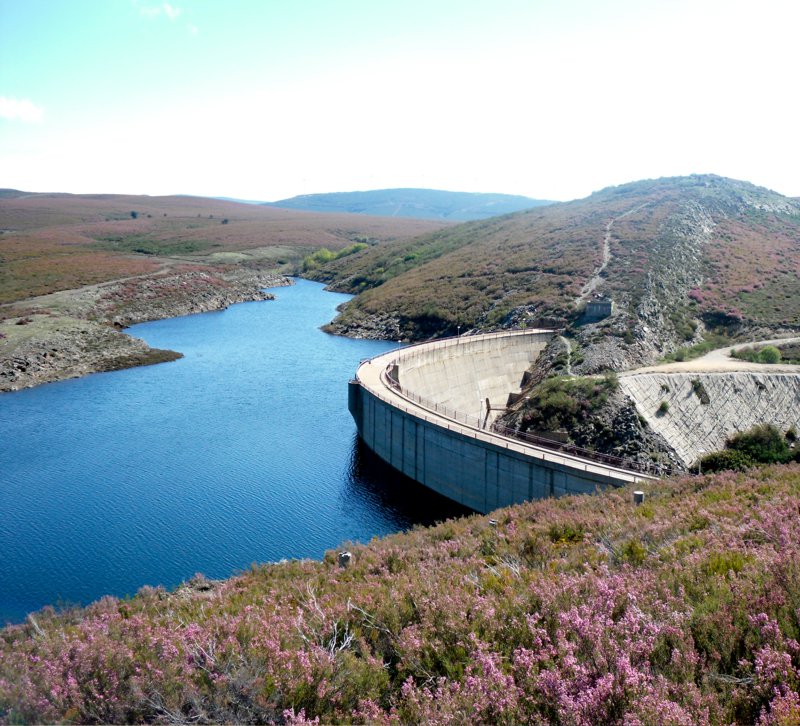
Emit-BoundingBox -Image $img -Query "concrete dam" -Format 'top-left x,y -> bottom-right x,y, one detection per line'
349,330 -> 652,513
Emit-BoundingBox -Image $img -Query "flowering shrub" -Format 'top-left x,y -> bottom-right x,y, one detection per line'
2,464 -> 800,723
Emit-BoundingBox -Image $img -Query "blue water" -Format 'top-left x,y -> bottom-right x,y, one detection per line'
0,278 -> 467,624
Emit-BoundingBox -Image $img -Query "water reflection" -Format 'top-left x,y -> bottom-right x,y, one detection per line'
0,280 -> 468,624
343,434 -> 472,528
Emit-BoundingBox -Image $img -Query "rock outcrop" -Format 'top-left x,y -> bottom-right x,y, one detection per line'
0,269 -> 290,392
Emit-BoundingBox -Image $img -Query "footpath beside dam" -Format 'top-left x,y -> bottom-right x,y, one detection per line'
349,330 -> 652,513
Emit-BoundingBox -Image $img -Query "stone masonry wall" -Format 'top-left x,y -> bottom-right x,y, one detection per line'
620,372 -> 800,466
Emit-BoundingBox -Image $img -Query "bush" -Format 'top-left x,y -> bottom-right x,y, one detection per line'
758,345 -> 781,364
691,378 -> 710,404
727,423 -> 790,464
698,424 -> 796,473
732,344 -> 782,364
657,400 -> 669,415
516,375 -> 618,436
302,243 -> 368,272
699,449 -> 754,473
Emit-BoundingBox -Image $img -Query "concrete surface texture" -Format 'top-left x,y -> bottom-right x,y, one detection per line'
397,330 -> 552,425
620,372 -> 800,466
350,330 -> 653,513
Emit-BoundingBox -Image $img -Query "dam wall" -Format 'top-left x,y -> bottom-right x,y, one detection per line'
620,372 -> 800,466
350,330 -> 651,513
397,331 -> 551,424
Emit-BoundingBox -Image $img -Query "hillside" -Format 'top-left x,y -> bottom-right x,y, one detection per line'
315,175 -> 800,371
265,188 -> 551,221
2,463 -> 799,724
0,192 -> 445,390
0,191 -> 445,304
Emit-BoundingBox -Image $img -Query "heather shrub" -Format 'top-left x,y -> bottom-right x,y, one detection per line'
2,465 -> 800,724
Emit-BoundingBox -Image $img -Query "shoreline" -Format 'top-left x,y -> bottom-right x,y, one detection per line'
0,268 -> 292,393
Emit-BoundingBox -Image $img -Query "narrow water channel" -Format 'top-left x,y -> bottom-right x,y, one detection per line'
0,278 -> 468,624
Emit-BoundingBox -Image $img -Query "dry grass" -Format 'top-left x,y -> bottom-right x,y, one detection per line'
0,193 -> 446,303
320,175 -> 800,337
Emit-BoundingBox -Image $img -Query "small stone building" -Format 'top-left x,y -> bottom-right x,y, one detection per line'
585,297 -> 614,320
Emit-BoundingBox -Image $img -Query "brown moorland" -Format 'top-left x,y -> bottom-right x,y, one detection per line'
314,175 -> 800,356
0,191 -> 447,304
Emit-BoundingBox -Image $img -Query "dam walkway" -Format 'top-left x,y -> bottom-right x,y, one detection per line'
350,330 -> 656,513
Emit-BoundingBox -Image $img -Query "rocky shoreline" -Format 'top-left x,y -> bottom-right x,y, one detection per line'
0,268 -> 291,392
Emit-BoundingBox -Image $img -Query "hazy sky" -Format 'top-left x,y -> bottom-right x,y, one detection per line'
1,0 -> 797,201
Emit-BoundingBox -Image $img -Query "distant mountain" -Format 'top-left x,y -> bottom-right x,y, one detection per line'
212,196 -> 267,205
264,188 -> 552,221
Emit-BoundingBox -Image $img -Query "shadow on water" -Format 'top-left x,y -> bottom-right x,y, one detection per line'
343,434 -> 473,530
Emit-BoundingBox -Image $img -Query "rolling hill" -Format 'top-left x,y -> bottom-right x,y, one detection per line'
312,175 -> 800,370
0,191 -> 446,304
264,188 -> 551,221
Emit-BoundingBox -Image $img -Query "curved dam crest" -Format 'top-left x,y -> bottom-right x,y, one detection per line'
349,330 -> 651,513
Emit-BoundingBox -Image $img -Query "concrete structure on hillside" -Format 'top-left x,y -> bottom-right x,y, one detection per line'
584,296 -> 614,320
620,371 -> 800,466
349,330 -> 653,513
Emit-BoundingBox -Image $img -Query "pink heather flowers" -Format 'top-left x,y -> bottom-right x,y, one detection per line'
1,464 -> 799,724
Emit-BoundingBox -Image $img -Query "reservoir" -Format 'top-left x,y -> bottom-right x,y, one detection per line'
0,278 -> 467,624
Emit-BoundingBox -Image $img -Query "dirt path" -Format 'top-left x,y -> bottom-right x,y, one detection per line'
575,203 -> 649,306
622,336 -> 800,376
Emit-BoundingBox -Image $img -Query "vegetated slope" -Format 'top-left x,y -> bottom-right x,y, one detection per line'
318,175 -> 800,365
0,192 -> 446,390
2,463 -> 799,724
0,191 -> 446,304
265,187 -> 551,221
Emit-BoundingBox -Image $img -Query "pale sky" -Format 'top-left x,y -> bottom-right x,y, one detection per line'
1,0 -> 797,202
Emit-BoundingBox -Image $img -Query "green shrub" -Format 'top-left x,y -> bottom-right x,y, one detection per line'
548,522 -> 585,544
302,243 -> 368,272
701,424 -> 795,473
732,344 -> 782,364
620,538 -> 647,565
517,375 -> 619,436
731,345 -> 758,362
658,400 -> 669,414
728,423 -> 790,464
699,449 -> 754,473
758,345 -> 781,364
703,550 -> 749,577
691,379 -> 710,404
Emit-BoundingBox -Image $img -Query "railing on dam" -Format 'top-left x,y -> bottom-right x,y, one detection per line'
381,356 -> 675,479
